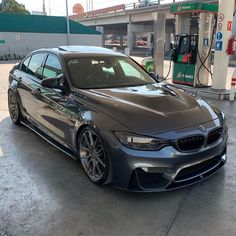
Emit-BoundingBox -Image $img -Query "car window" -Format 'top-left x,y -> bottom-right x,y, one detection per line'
27,53 -> 45,77
43,54 -> 63,78
68,56 -> 155,89
119,60 -> 146,81
21,57 -> 30,73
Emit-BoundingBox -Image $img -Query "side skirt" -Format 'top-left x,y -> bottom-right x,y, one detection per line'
21,120 -> 78,161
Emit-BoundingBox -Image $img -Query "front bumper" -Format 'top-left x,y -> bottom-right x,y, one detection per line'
128,150 -> 226,192
103,122 -> 228,192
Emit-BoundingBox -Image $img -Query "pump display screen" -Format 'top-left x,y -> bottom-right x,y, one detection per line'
179,37 -> 190,55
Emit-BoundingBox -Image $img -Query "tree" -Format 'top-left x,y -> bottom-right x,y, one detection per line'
0,0 -> 30,14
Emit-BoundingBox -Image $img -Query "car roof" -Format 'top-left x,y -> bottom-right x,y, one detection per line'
36,46 -> 126,57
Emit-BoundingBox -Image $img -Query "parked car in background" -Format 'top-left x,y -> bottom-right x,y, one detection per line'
136,40 -> 147,47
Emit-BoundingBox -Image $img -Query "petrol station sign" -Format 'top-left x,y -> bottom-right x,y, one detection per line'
218,13 -> 225,22
170,3 -> 218,14
227,20 -> 233,31
216,32 -> 223,41
216,41 -> 223,51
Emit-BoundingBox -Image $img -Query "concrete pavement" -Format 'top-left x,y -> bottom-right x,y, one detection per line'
0,62 -> 236,236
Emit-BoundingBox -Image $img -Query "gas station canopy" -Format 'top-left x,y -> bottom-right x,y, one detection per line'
170,3 -> 218,14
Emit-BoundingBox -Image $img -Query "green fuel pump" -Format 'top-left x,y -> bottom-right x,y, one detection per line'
141,2 -> 218,86
170,2 -> 218,87
172,34 -> 199,86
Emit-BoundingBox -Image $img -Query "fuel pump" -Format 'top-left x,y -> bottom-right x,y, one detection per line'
172,34 -> 198,86
170,2 -> 218,87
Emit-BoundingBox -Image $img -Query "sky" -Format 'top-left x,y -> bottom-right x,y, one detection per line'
17,0 -> 136,16
17,0 -> 177,16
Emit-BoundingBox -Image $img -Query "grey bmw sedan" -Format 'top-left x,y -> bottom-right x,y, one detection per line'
8,46 -> 228,192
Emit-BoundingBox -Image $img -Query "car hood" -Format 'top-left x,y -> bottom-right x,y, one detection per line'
75,83 -> 219,135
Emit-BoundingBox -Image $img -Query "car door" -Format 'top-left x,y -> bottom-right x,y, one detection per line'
16,53 -> 46,121
35,54 -> 76,146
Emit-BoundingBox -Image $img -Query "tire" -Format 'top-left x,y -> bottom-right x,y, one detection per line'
78,126 -> 111,185
8,90 -> 22,125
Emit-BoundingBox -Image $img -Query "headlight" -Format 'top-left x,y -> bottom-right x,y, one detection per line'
211,106 -> 226,126
219,112 -> 227,134
220,111 -> 225,121
212,108 -> 227,135
217,111 -> 226,127
114,132 -> 169,151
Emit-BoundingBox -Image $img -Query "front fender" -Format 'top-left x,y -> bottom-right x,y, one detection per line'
71,108 -> 130,151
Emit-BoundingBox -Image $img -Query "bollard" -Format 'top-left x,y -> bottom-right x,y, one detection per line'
229,78 -> 236,101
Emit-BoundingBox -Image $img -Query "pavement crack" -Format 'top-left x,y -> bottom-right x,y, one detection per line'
165,186 -> 192,236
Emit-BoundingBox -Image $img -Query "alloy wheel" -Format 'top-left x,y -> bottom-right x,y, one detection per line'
79,129 -> 106,182
8,91 -> 19,123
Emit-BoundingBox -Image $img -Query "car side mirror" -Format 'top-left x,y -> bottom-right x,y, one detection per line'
41,76 -> 64,91
13,62 -> 20,70
149,72 -> 160,82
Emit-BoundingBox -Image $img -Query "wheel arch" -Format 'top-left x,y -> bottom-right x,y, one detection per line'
75,123 -> 90,149
73,121 -> 105,149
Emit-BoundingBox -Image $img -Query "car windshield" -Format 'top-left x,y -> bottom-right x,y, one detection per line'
67,56 -> 155,89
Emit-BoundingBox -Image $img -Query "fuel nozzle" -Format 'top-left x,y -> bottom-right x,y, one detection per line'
170,43 -> 177,62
